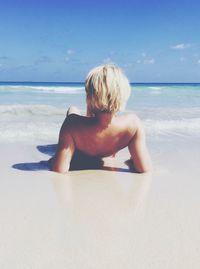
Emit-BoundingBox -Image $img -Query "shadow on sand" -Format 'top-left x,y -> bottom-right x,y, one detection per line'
12,144 -> 132,173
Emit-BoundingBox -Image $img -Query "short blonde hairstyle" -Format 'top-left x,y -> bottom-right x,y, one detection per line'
85,64 -> 131,113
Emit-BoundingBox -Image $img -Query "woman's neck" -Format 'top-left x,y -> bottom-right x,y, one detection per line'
94,112 -> 115,128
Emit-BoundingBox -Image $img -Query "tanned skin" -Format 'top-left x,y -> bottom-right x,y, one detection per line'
50,106 -> 152,174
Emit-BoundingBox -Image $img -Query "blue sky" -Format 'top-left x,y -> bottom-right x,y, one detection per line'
0,0 -> 200,82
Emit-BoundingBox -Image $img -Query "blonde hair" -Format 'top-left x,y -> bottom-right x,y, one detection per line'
85,64 -> 131,114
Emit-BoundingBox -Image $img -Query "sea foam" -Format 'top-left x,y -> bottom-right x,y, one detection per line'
0,104 -> 66,116
1,104 -> 200,142
0,85 -> 84,94
145,118 -> 200,137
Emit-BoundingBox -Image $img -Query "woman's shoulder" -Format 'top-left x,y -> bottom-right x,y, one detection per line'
117,112 -> 141,125
115,113 -> 142,135
62,114 -> 94,132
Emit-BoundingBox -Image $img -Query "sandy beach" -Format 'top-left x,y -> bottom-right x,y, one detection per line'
1,134 -> 200,269
1,0 -> 200,266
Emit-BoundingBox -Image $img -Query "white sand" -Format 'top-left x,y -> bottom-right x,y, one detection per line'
0,137 -> 200,269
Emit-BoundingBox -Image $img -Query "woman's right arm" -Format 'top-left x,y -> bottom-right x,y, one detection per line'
128,117 -> 152,173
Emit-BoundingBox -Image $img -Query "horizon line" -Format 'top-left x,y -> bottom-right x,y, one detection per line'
1,81 -> 200,84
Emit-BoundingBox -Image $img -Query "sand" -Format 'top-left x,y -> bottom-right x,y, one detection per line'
0,136 -> 200,269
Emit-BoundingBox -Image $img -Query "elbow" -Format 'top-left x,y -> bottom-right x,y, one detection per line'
52,167 -> 68,174
51,167 -> 69,174
131,159 -> 153,174
136,167 -> 152,174
136,163 -> 153,174
50,160 -> 69,174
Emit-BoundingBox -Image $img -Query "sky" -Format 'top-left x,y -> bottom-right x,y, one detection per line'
0,0 -> 200,82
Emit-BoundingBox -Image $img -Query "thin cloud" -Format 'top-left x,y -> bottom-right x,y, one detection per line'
171,43 -> 191,50
136,53 -> 155,65
67,49 -> 75,55
144,58 -> 155,65
102,57 -> 114,64
197,60 -> 200,64
0,56 -> 9,61
65,56 -> 70,63
65,49 -> 76,63
180,57 -> 186,62
35,56 -> 52,64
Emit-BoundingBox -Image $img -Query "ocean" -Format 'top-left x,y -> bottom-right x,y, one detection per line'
0,82 -> 200,143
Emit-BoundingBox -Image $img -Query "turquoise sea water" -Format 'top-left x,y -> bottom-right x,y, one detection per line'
0,82 -> 200,143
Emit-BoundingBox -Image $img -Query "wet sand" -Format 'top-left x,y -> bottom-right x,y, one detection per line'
0,137 -> 200,268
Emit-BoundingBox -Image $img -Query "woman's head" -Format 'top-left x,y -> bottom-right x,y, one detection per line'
85,64 -> 131,114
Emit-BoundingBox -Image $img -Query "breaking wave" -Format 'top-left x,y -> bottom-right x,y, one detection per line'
0,85 -> 84,94
0,105 -> 200,142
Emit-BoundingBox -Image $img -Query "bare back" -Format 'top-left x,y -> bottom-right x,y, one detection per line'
51,111 -> 152,173
64,113 -> 135,157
